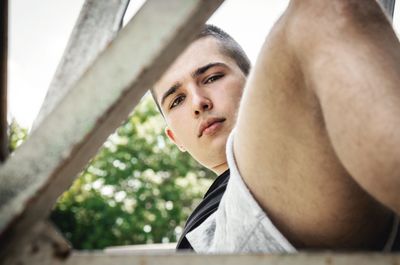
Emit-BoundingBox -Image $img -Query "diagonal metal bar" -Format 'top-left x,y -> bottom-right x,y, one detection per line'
0,0 -> 8,162
0,0 -> 223,261
32,0 -> 130,130
378,0 -> 396,20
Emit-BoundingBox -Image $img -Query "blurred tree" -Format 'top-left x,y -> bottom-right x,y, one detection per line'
8,118 -> 28,152
49,94 -> 215,249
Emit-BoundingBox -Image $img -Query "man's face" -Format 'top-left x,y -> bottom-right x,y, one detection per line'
154,37 -> 246,174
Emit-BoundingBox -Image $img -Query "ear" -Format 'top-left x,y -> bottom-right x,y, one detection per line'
165,127 -> 186,152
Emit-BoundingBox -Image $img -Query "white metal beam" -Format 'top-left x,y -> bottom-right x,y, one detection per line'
63,252 -> 400,265
32,0 -> 130,130
0,0 -> 223,262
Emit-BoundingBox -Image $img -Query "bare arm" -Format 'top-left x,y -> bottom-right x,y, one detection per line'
292,0 -> 400,213
233,0 -> 399,247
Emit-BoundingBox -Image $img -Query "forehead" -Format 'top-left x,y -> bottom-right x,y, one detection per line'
154,37 -> 234,100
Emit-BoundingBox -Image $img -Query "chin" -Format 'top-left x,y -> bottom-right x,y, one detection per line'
213,132 -> 229,149
203,146 -> 227,169
195,132 -> 230,168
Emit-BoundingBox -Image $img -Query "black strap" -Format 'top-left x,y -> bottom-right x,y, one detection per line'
176,170 -> 229,250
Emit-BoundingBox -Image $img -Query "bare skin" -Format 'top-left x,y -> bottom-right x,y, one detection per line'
155,0 -> 400,250
155,38 -> 245,174
235,0 -> 400,249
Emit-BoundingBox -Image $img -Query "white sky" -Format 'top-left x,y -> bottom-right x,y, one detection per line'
8,1 -> 400,128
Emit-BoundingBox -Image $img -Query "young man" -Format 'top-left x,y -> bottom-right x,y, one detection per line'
152,0 -> 400,252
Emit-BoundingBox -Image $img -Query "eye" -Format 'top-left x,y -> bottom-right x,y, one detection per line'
170,95 -> 185,109
204,74 -> 224,84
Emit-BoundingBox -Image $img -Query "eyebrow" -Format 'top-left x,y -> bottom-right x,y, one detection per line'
160,62 -> 228,107
160,83 -> 181,107
192,62 -> 228,79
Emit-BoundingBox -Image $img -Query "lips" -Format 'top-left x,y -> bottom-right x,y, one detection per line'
198,117 -> 226,137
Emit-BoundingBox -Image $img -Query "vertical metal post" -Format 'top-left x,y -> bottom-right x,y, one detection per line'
0,0 -> 8,162
379,0 -> 396,20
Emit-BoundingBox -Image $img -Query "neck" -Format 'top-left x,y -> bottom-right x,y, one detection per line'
212,161 -> 228,175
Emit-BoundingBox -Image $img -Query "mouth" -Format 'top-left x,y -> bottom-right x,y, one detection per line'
198,117 -> 226,138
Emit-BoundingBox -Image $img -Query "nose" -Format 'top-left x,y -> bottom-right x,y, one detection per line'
192,91 -> 213,116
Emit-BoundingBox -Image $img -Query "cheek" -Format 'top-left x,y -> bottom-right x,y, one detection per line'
233,78 -> 246,102
167,119 -> 186,136
166,111 -> 193,140
224,79 -> 245,103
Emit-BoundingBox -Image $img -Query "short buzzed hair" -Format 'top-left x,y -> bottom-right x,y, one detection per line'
199,25 -> 250,76
151,24 -> 251,114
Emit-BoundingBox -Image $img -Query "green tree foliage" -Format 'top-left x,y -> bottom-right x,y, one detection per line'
8,118 -> 28,152
49,95 -> 215,249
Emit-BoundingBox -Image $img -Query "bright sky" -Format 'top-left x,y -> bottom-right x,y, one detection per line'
8,1 -> 400,129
